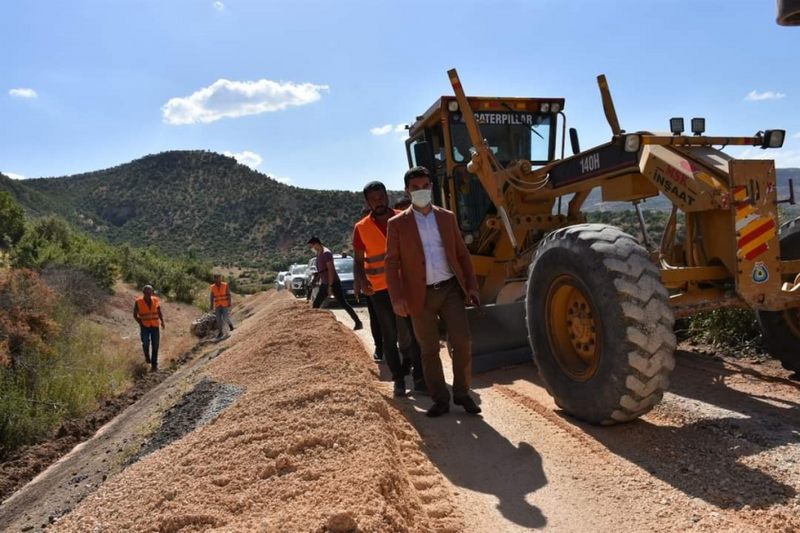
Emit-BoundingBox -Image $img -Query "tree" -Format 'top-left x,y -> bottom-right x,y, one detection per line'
0,191 -> 25,252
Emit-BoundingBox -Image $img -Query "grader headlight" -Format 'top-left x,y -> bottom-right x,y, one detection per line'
691,117 -> 706,136
623,134 -> 641,153
669,117 -> 684,135
761,129 -> 786,149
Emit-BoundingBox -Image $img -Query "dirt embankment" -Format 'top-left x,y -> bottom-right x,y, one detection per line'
0,283 -> 200,503
52,294 -> 463,532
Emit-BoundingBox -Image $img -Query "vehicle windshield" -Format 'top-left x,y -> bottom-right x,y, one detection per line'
291,265 -> 307,276
449,111 -> 552,164
334,258 -> 354,274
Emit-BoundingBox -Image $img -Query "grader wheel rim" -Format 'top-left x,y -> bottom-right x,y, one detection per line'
545,275 -> 601,381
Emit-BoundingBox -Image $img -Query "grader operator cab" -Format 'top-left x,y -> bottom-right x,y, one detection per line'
405,69 -> 800,425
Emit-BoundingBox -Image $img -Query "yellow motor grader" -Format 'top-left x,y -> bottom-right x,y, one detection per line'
404,69 -> 800,424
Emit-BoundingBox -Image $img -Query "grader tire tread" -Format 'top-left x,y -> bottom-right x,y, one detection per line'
526,223 -> 676,425
757,216 -> 800,373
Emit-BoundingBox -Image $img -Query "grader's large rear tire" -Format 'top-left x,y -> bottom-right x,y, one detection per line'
757,217 -> 800,373
526,224 -> 677,424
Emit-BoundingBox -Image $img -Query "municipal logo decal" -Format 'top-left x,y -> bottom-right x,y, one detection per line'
752,262 -> 769,284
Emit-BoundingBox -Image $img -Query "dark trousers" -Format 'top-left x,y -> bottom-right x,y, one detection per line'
366,297 -> 383,356
369,290 -> 423,384
410,279 -> 471,405
398,315 -> 424,384
140,326 -> 160,368
312,280 -> 361,327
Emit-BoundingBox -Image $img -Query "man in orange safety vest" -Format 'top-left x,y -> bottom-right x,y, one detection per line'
133,285 -> 165,371
210,274 -> 234,339
353,181 -> 424,398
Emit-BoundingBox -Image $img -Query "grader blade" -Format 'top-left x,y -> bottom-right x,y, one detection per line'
465,302 -> 532,373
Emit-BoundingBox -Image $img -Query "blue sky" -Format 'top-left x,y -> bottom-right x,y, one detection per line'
1,0 -> 798,191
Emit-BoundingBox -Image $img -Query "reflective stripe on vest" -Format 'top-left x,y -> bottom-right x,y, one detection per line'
136,296 -> 161,327
354,212 -> 397,292
210,282 -> 230,308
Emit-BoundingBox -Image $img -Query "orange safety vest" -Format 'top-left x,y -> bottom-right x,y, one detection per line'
136,296 -> 161,328
354,211 -> 398,293
210,282 -> 230,308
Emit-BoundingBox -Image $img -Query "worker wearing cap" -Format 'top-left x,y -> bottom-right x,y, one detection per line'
353,181 -> 424,398
133,285 -> 165,371
308,236 -> 363,330
210,274 -> 234,339
386,166 -> 481,418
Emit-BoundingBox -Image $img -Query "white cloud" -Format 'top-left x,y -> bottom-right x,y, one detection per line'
2,171 -> 28,180
223,150 -> 262,169
213,1 -> 224,10
370,124 -> 393,135
792,132 -> 800,139
271,174 -> 292,184
370,123 -> 407,135
162,78 -> 329,125
734,147 -> 800,168
9,88 -> 37,99
744,90 -> 786,101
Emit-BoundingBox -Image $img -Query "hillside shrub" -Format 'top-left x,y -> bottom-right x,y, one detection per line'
10,219 -> 209,303
0,269 -> 59,369
0,191 -> 25,252
0,303 -> 132,456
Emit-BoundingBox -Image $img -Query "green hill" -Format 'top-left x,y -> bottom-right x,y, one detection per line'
1,151 -> 371,269
2,153 -> 797,269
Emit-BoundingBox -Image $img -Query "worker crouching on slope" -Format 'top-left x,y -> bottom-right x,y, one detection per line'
385,166 -> 482,417
308,236 -> 364,331
133,285 -> 165,372
210,274 -> 235,339
353,181 -> 425,397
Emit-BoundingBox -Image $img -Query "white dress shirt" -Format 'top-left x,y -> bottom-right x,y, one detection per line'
413,208 -> 454,285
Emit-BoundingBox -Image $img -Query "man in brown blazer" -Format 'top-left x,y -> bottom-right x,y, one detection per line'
385,166 -> 482,417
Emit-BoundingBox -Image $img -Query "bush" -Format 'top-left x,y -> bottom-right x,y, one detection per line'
39,266 -> 109,314
0,269 -> 60,369
686,308 -> 763,354
0,307 -> 133,456
11,219 -> 208,304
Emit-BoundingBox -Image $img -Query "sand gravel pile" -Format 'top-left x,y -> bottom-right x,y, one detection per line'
53,294 -> 463,532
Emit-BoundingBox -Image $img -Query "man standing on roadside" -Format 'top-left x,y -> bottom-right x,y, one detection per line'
210,274 -> 234,339
308,237 -> 363,331
386,166 -> 482,417
133,285 -> 165,372
353,181 -> 424,397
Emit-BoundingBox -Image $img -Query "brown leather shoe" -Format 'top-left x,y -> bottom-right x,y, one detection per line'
454,395 -> 481,415
425,402 -> 450,418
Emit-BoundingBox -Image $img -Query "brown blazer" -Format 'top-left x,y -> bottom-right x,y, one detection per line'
385,205 -> 479,316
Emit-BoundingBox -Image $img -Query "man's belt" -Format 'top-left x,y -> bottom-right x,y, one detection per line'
427,277 -> 455,290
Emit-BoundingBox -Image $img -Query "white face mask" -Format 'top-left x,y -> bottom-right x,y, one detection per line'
410,189 -> 432,208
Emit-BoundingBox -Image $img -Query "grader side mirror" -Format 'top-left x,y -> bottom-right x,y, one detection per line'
569,128 -> 581,155
778,0 -> 800,25
413,141 -> 436,175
